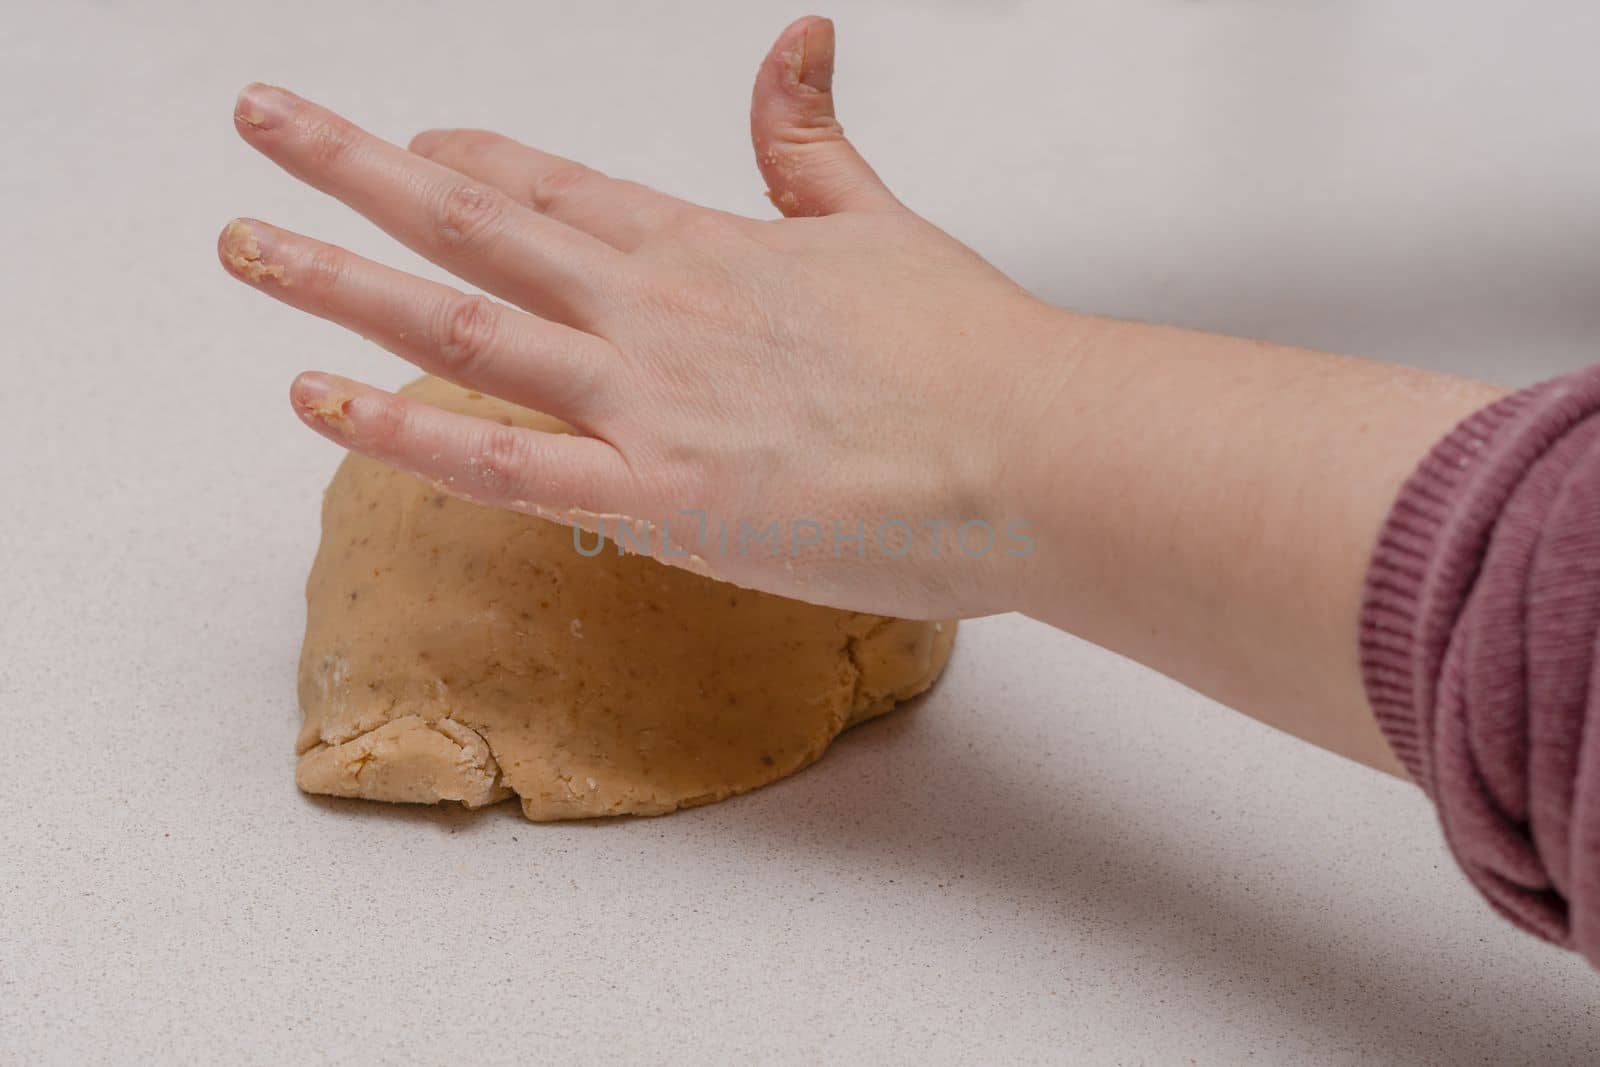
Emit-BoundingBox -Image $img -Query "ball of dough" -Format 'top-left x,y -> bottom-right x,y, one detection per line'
295,377 -> 957,820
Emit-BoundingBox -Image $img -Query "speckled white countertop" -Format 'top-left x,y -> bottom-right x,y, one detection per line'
4,2 -> 1599,1063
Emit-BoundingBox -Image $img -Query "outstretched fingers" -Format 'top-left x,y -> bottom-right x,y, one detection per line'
233,84 -> 627,326
218,219 -> 614,430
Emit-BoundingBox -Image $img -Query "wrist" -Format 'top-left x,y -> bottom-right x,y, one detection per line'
981,300 -> 1117,623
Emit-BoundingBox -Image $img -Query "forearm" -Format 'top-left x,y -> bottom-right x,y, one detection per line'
1006,307 -> 1506,773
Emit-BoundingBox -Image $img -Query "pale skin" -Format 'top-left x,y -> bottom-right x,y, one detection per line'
221,16 -> 1505,778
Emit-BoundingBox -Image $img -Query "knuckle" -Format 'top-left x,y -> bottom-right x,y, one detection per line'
436,295 -> 500,376
435,184 -> 506,252
302,245 -> 347,297
355,393 -> 408,451
526,163 -> 594,213
299,114 -> 360,168
473,427 -> 531,498
768,116 -> 845,149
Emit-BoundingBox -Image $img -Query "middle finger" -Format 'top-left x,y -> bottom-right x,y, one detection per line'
233,83 -> 625,327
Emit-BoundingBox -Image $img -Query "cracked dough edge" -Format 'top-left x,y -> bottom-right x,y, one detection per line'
296,715 -> 513,809
294,619 -> 958,820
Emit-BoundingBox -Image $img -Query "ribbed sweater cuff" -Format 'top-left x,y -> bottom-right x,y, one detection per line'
1358,381 -> 1559,793
1359,363 -> 1600,959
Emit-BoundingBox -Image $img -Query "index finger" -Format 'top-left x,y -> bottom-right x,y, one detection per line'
234,83 -> 623,326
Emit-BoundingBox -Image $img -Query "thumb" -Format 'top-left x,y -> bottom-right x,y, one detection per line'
750,16 -> 901,217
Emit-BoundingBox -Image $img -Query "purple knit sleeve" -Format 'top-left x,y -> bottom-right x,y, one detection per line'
1360,362 -> 1600,964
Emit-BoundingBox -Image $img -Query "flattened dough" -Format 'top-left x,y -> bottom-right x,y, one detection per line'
296,377 -> 957,820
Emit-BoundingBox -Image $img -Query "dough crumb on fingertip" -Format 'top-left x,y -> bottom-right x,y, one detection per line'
220,220 -> 285,283
298,389 -> 354,427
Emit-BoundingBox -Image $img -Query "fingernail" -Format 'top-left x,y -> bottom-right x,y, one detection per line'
235,82 -> 292,131
219,219 -> 284,283
293,372 -> 354,428
798,19 -> 835,93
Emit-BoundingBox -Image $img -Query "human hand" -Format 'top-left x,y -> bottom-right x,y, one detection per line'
221,16 -> 1074,619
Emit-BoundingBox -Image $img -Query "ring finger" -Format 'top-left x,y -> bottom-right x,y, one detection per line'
218,218 -> 615,431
